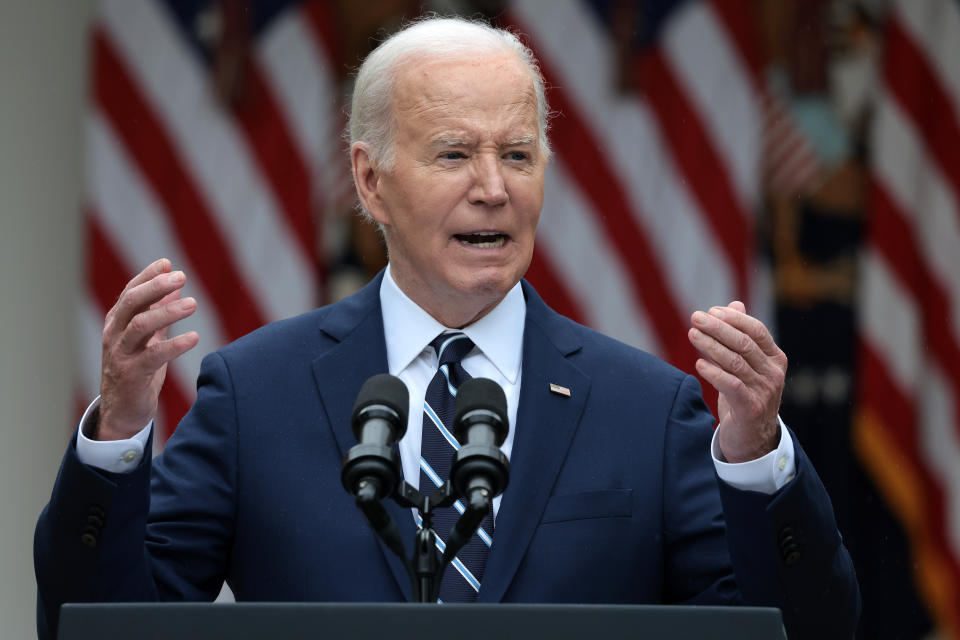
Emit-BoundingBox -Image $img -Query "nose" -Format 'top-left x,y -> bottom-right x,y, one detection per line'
468,154 -> 508,207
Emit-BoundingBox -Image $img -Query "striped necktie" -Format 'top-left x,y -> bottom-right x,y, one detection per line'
418,331 -> 495,602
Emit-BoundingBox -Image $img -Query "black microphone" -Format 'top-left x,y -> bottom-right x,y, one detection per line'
341,374 -> 409,501
450,378 -> 510,504
439,378 -> 510,571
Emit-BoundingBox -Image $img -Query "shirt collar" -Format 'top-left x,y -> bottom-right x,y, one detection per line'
380,264 -> 525,384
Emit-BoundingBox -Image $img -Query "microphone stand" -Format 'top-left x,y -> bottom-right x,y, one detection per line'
354,477 -> 491,603
343,376 -> 509,603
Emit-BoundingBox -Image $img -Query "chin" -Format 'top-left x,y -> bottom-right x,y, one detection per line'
458,270 -> 520,300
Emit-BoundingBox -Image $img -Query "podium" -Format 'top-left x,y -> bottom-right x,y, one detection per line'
58,602 -> 786,639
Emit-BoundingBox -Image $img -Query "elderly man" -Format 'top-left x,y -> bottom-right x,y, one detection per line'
35,16 -> 858,640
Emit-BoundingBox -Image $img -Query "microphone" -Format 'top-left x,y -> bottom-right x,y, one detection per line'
438,378 -> 510,573
341,374 -> 409,502
450,378 -> 510,505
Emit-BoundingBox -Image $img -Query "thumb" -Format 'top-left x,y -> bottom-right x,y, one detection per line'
717,392 -> 731,424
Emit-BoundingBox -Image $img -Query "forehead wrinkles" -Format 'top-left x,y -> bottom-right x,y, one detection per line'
392,56 -> 538,141
418,100 -> 539,143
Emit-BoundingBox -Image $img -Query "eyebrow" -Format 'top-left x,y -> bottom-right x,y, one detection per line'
503,135 -> 536,146
431,136 -> 470,147
429,134 -> 537,147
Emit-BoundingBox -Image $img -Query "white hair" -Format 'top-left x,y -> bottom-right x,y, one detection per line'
348,15 -> 552,172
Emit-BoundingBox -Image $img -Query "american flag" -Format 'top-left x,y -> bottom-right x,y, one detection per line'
511,0 -> 769,408
80,0 -> 772,442
79,0 -> 343,443
856,0 -> 960,636
82,0 -> 885,615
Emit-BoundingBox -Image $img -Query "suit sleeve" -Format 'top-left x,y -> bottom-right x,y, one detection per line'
661,374 -> 860,639
34,351 -> 239,639
718,432 -> 861,638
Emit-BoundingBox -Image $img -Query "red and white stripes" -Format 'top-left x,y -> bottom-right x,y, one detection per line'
80,0 -> 767,435
762,90 -> 821,198
509,0 -> 764,396
80,0 -> 339,441
858,0 -> 960,634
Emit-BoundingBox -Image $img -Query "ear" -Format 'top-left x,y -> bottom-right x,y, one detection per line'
351,142 -> 390,226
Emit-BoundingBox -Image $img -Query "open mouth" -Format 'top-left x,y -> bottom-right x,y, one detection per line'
454,232 -> 508,249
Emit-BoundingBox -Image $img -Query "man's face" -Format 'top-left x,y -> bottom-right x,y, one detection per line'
360,53 -> 546,326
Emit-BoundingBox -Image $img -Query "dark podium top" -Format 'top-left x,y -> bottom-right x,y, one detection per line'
58,602 -> 786,640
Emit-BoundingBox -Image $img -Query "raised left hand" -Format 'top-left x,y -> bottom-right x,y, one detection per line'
687,301 -> 787,463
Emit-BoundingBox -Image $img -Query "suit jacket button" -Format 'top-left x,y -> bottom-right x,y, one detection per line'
81,533 -> 98,548
778,524 -> 801,565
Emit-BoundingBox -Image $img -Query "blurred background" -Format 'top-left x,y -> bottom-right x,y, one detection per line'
1,0 -> 957,637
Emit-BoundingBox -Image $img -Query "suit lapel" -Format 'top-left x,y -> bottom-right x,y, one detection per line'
478,282 -> 590,602
310,276 -> 591,602
310,272 -> 416,601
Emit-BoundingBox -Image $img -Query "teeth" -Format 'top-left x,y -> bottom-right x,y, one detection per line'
456,233 -> 506,248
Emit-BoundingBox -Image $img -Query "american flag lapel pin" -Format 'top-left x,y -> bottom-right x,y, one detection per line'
549,383 -> 571,397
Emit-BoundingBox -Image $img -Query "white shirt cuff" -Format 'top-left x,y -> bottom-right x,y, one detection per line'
712,416 -> 796,494
75,396 -> 152,474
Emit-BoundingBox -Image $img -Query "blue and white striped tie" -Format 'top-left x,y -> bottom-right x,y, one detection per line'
419,331 -> 494,602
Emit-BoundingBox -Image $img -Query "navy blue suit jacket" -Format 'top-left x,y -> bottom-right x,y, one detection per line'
35,274 -> 859,638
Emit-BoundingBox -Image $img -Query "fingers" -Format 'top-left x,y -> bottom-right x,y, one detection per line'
690,303 -> 785,366
143,329 -> 200,370
97,260 -> 200,439
150,287 -> 188,342
119,296 -> 197,354
695,357 -> 756,410
118,258 -> 171,299
111,327 -> 200,379
689,312 -> 766,383
689,301 -> 785,461
687,302 -> 787,403
106,269 -> 188,338
711,303 -> 781,358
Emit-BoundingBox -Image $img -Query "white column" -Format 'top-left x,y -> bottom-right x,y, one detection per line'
0,1 -> 94,637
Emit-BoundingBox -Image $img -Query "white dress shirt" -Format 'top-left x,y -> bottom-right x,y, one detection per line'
380,265 -> 523,517
77,265 -> 795,497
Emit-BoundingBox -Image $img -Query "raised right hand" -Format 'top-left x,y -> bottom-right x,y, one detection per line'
95,259 -> 199,440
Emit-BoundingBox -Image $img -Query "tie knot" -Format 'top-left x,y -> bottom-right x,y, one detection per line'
430,332 -> 475,367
